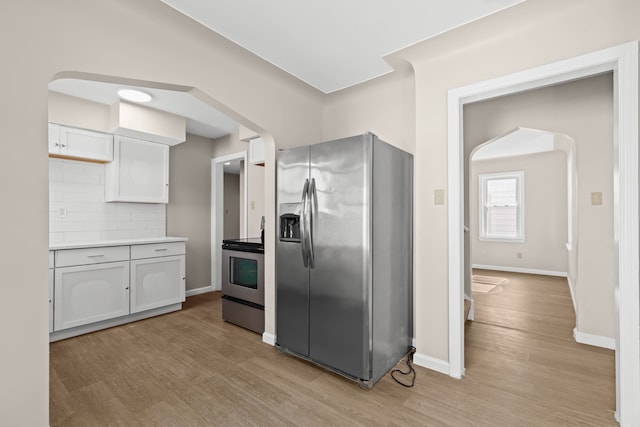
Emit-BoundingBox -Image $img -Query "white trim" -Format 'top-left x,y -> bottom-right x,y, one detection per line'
465,297 -> 475,321
574,328 -> 616,350
472,264 -> 567,277
186,285 -> 215,297
448,41 -> 639,425
566,276 -> 577,314
211,152 -> 249,291
262,331 -> 276,346
413,352 -> 451,377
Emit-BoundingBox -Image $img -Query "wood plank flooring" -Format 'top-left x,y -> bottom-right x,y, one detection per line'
50,275 -> 617,426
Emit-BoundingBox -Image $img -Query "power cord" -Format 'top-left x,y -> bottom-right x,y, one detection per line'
391,346 -> 416,388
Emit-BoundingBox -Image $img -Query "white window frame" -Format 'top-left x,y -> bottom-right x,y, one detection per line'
479,171 -> 525,242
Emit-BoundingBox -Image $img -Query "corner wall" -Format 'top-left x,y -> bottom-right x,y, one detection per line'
0,0 -> 323,423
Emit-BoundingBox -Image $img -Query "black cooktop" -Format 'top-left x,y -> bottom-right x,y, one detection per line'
222,237 -> 264,253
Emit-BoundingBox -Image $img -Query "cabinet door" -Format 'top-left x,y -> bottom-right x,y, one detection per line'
48,123 -> 61,154
105,136 -> 169,203
48,124 -> 113,162
59,126 -> 113,162
49,268 -> 54,333
130,255 -> 185,313
249,137 -> 265,165
54,261 -> 130,331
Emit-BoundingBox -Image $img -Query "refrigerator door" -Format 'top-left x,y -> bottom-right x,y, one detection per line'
276,146 -> 311,357
308,134 -> 372,380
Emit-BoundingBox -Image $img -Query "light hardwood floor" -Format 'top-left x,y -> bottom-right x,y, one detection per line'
50,274 -> 617,426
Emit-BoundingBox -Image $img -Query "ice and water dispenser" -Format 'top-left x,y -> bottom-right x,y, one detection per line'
279,203 -> 301,242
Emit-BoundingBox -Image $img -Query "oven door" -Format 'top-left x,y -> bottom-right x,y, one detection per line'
222,249 -> 264,306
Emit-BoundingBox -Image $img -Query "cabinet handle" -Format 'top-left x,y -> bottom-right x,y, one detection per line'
54,142 -> 60,147
154,248 -> 167,252
87,254 -> 104,258
61,143 -> 66,148
125,286 -> 129,290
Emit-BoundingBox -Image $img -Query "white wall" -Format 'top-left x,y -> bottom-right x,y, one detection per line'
398,0 -> 631,363
247,163 -> 265,237
0,0 -> 323,423
470,151 -> 568,273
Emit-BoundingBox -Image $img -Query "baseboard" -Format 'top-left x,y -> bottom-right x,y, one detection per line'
413,351 -> 450,376
186,285 -> 215,297
472,264 -> 567,277
50,303 -> 182,342
573,328 -> 616,350
262,331 -> 276,346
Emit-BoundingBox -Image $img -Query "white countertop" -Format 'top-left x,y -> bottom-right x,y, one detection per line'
50,236 -> 188,251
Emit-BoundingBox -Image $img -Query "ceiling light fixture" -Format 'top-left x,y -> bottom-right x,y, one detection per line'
117,88 -> 152,103
224,162 -> 231,165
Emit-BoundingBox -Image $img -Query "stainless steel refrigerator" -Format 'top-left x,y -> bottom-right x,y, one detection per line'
276,133 -> 413,388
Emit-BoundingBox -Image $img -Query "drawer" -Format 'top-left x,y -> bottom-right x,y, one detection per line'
55,246 -> 130,267
131,242 -> 185,260
49,251 -> 54,269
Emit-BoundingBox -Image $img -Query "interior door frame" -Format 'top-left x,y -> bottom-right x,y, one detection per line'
211,151 -> 248,291
447,41 -> 639,424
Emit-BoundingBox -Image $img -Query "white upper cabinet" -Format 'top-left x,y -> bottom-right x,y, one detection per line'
249,137 -> 265,165
48,123 -> 113,162
105,136 -> 169,203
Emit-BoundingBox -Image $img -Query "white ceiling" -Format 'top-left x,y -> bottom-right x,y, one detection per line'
48,79 -> 239,139
49,1 -> 525,140
472,128 -> 556,161
160,0 -> 525,94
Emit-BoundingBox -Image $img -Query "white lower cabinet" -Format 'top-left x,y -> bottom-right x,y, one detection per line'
54,261 -> 130,331
50,240 -> 186,340
130,255 -> 185,313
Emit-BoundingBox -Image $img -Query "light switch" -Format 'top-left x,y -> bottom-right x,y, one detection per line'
250,201 -> 255,210
591,192 -> 603,205
58,208 -> 67,218
434,189 -> 445,205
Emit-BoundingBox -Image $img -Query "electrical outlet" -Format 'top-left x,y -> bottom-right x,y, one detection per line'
58,208 -> 67,218
591,192 -> 603,205
517,252 -> 523,259
434,189 -> 445,205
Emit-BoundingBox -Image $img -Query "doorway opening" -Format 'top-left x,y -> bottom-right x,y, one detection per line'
466,127 -> 577,325
448,42 -> 639,423
211,151 -> 248,291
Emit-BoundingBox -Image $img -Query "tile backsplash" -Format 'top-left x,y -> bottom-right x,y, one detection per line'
49,158 -> 166,243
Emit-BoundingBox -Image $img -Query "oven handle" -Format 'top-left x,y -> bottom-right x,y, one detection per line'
301,178 -> 310,267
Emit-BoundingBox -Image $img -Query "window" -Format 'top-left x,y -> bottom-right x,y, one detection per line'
479,171 -> 524,241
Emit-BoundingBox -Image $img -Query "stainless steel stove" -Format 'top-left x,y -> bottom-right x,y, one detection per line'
221,237 -> 264,333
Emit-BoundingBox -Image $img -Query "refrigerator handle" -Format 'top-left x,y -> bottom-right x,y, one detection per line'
301,179 -> 310,267
308,178 -> 316,268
